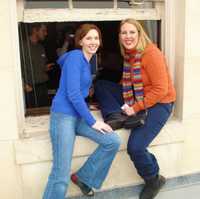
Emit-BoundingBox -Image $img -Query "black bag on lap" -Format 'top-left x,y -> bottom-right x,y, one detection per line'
123,110 -> 147,129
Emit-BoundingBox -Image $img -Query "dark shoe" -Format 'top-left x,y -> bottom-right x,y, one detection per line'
105,112 -> 127,130
71,174 -> 94,197
124,112 -> 146,129
139,175 -> 166,199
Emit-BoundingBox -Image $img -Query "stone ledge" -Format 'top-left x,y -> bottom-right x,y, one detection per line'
19,143 -> 185,198
15,111 -> 184,165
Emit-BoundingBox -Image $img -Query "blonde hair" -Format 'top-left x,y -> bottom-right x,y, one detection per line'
119,18 -> 152,56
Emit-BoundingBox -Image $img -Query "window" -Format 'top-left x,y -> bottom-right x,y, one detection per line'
19,0 -> 165,117
25,0 -> 70,9
25,0 -> 159,9
19,19 -> 160,116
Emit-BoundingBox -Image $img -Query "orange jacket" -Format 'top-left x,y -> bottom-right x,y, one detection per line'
132,43 -> 176,113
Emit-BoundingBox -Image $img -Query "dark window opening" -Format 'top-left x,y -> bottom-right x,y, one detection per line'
18,20 -> 161,116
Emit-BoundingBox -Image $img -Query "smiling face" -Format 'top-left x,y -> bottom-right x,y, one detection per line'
119,22 -> 139,50
80,29 -> 100,60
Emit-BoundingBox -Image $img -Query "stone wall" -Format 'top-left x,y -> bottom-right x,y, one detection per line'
0,0 -> 200,199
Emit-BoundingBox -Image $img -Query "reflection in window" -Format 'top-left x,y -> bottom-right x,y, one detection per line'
25,0 -> 154,9
72,0 -> 113,8
25,0 -> 69,9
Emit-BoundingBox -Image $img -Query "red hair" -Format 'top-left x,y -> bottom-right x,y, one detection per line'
75,24 -> 102,49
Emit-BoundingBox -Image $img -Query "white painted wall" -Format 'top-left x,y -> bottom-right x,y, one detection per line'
0,0 -> 23,199
17,0 -> 25,21
182,0 -> 200,119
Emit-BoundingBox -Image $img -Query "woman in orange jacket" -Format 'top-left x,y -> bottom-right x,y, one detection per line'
95,18 -> 176,199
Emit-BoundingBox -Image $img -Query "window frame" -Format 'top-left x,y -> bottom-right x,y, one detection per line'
17,0 -> 178,137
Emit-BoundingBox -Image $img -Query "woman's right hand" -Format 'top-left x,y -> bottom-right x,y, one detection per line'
92,121 -> 113,134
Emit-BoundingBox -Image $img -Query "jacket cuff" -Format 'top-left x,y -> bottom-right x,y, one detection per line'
133,101 -> 145,113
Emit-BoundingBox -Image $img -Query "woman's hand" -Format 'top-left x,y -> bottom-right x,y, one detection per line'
122,105 -> 135,116
92,121 -> 113,133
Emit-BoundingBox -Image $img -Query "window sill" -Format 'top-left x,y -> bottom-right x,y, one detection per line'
22,114 -> 50,138
16,111 -> 184,165
22,111 -> 182,141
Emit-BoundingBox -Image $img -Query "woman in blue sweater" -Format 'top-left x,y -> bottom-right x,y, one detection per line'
43,24 -> 121,199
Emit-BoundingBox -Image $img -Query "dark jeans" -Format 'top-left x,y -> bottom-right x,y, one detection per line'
25,82 -> 49,108
94,80 -> 173,180
94,80 -> 124,119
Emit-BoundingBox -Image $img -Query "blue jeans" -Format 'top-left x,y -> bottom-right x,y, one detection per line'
95,80 -> 173,180
43,111 -> 121,199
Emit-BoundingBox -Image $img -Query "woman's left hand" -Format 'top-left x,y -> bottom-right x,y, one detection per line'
123,106 -> 135,116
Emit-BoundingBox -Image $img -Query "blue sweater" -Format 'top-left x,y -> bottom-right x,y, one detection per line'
51,49 -> 96,126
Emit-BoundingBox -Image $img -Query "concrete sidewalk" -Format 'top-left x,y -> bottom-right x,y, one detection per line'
69,173 -> 200,199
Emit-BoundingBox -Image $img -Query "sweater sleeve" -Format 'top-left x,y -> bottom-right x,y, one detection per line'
63,53 -> 96,126
133,48 -> 169,113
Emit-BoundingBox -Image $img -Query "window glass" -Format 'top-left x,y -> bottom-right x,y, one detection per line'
73,1 -> 113,8
25,1 -> 69,9
25,1 -> 154,9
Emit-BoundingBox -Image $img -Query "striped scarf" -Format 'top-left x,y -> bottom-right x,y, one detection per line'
122,49 -> 144,106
